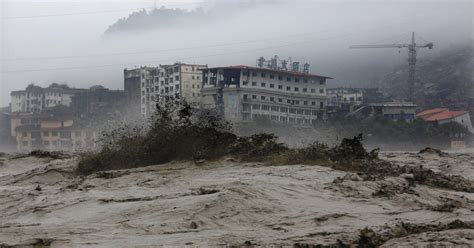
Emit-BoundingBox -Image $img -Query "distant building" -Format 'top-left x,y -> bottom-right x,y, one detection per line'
0,106 -> 14,149
200,65 -> 332,125
11,109 -> 98,152
417,108 -> 473,133
10,83 -> 87,113
327,87 -> 363,105
124,67 -> 154,116
370,102 -> 417,121
346,102 -> 417,121
124,63 -> 207,117
327,87 -> 385,113
70,85 -> 125,118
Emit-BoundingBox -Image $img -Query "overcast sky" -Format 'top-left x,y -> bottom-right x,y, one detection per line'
1,0 -> 472,106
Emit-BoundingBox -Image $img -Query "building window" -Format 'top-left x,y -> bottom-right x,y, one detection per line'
252,95 -> 257,99
303,88 -> 307,92
270,84 -> 274,88
303,78 -> 308,83
311,88 -> 316,93
303,101 -> 308,105
261,96 -> 266,100
278,85 -> 283,89
242,81 -> 248,86
320,89 -> 325,94
261,73 -> 266,78
252,72 -> 257,77
192,76 -> 195,79
295,100 -> 300,105
270,97 -> 274,101
294,87 -> 299,92
52,131 -> 58,136
270,74 -> 274,79
278,75 -> 283,80
243,104 -> 251,111
312,101 -> 316,106
287,77 -> 291,82
295,78 -> 300,82
261,82 -> 266,87
262,105 -> 269,111
320,80 -> 325,85
280,107 -> 288,112
242,71 -> 248,76
278,98 -> 283,102
252,82 -> 257,86
286,86 -> 291,91
252,104 -> 260,110
43,131 -> 49,137
320,102 -> 324,108
243,94 -> 248,100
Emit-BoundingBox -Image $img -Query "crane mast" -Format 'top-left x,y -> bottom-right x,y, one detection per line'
350,32 -> 433,102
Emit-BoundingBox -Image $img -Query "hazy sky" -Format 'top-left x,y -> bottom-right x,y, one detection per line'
1,0 -> 472,106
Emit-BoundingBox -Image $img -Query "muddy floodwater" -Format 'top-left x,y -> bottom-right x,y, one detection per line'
0,151 -> 473,247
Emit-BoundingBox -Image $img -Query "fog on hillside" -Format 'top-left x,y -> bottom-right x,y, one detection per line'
1,0 -> 472,106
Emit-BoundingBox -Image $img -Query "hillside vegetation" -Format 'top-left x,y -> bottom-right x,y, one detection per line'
381,43 -> 473,112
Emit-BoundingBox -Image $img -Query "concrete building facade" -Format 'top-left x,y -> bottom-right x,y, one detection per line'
10,84 -> 86,113
11,111 -> 98,152
201,65 -> 332,125
327,87 -> 364,107
124,63 -> 207,117
70,85 -> 125,118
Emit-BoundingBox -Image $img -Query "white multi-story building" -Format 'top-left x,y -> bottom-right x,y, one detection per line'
124,63 -> 207,117
10,84 -> 86,113
327,87 -> 364,107
201,65 -> 332,125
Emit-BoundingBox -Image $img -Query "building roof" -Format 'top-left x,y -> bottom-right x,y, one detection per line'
10,90 -> 26,96
204,65 -> 333,79
417,108 -> 468,121
369,102 -> 417,107
416,108 -> 449,118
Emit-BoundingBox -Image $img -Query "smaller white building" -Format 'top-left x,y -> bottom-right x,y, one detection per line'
327,87 -> 364,107
10,84 -> 86,113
